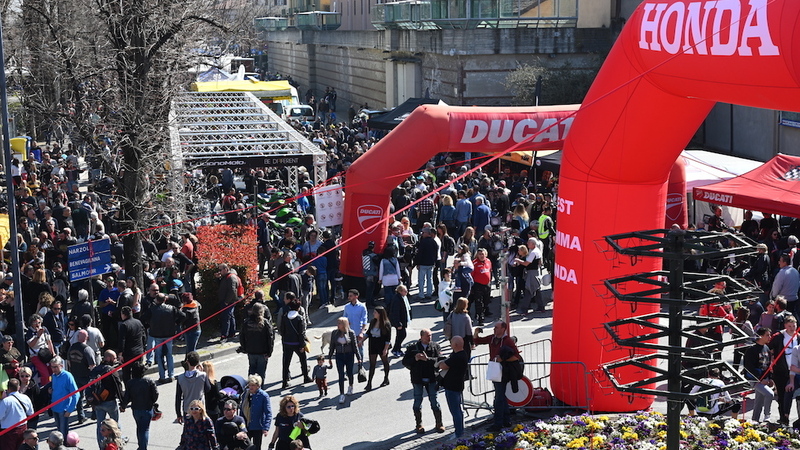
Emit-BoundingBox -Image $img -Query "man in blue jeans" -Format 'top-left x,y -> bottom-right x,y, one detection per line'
49,356 -> 79,439
438,336 -> 469,440
89,350 -> 125,448
474,321 -> 520,432
121,362 -> 159,450
143,293 -> 184,384
402,329 -> 445,434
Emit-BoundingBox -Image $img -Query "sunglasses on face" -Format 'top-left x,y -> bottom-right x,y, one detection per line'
189,407 -> 202,411
286,404 -> 296,409
224,408 -> 235,411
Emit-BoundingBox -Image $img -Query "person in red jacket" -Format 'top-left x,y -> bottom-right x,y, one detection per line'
469,249 -> 493,323
474,321 -> 520,432
701,280 -> 735,359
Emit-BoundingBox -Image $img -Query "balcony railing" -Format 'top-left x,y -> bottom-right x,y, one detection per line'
373,0 -> 578,30
296,11 -> 342,30
371,1 -> 438,30
254,17 -> 289,32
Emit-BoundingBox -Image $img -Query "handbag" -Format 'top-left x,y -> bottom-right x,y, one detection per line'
152,403 -> 163,421
443,313 -> 453,340
486,360 -> 503,382
357,363 -> 367,383
37,347 -> 54,365
303,338 -> 312,353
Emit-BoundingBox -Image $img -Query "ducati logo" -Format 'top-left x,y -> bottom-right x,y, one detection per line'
357,205 -> 384,233
665,193 -> 683,221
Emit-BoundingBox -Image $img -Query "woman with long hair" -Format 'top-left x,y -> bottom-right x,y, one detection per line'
178,400 -> 218,450
389,285 -> 412,357
201,361 -> 222,421
24,269 -> 51,321
511,203 -> 529,231
438,194 -> 457,238
453,244 -> 474,301
378,245 -> 402,307
365,306 -> 392,391
268,395 -> 314,450
125,277 -> 142,317
449,297 -> 475,361
457,227 -> 478,256
327,317 -> 362,404
100,418 -> 125,450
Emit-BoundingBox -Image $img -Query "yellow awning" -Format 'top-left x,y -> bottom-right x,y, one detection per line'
190,79 -> 293,100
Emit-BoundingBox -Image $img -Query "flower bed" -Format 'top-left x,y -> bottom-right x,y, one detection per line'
195,224 -> 260,317
438,411 -> 800,450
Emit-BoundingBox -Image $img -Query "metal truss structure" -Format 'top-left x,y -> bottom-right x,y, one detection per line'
600,229 -> 758,450
168,91 -> 328,194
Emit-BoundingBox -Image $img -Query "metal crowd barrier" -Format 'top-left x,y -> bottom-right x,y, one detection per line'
462,339 -> 592,416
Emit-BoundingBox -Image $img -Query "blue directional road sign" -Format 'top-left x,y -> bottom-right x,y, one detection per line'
68,238 -> 113,282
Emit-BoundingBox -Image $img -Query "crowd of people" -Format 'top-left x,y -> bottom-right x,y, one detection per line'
10,109 -> 800,448
682,207 -> 800,426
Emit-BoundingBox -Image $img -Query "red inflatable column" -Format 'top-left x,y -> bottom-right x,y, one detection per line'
552,0 -> 800,412
666,157 -> 687,229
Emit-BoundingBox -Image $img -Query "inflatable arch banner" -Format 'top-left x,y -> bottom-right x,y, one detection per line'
341,104 -> 580,276
342,0 -> 800,412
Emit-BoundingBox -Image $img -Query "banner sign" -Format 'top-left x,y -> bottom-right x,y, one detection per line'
192,154 -> 315,169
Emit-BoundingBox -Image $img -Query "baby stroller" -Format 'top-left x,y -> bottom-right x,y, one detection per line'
219,374 -> 247,408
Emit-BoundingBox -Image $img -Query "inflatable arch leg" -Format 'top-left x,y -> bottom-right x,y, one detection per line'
552,0 -> 800,411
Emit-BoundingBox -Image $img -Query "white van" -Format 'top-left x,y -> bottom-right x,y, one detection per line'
286,105 -> 315,122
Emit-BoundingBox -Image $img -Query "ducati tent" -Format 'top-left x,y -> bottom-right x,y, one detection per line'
692,153 -> 800,217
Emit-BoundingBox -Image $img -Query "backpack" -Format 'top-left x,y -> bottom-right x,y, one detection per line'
86,365 -> 121,407
695,393 -> 715,413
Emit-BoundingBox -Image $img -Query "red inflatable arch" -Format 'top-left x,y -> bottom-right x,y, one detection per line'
340,104 -> 580,276
553,0 -> 800,411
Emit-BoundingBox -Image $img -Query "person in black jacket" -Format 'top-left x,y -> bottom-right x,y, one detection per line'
42,300 -> 67,354
438,336 -> 469,439
240,303 -> 274,386
402,328 -> 444,434
89,350 -> 125,449
278,296 -> 310,389
117,306 -> 146,382
70,289 -> 95,331
142,293 -> 184,384
67,330 -> 96,424
120,361 -> 159,450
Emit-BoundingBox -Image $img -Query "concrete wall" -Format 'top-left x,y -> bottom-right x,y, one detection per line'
778,121 -> 800,157
263,27 -> 613,110
704,104 -> 800,162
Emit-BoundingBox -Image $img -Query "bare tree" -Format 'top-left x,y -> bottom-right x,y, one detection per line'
16,0 -> 226,282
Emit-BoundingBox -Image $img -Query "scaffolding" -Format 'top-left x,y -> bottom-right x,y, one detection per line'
168,91 -> 328,220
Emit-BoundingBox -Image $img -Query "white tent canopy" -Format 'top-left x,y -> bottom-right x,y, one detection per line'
682,150 -> 762,192
682,150 -> 764,227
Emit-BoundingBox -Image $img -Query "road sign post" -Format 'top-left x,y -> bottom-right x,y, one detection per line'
68,238 -> 113,282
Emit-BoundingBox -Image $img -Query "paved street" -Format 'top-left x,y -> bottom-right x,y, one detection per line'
31,284 -> 558,449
